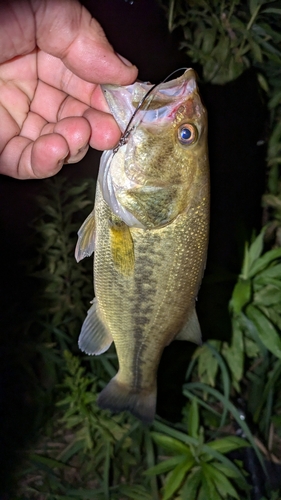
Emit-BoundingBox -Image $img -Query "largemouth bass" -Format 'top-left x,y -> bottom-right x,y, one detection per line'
75,69 -> 209,423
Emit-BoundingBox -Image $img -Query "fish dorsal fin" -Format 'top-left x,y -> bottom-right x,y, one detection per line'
175,308 -> 202,345
75,210 -> 96,262
78,298 -> 113,355
110,219 -> 134,276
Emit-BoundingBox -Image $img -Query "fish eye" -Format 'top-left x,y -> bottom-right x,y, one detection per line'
177,124 -> 197,146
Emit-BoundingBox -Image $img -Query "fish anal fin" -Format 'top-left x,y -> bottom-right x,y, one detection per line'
78,298 -> 113,355
75,210 -> 96,262
110,222 -> 134,275
175,308 -> 202,346
97,375 -> 156,424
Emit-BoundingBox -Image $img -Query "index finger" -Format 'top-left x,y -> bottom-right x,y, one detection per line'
37,51 -> 108,112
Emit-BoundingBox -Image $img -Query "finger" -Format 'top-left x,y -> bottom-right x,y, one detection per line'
83,108 -> 121,151
41,116 -> 91,163
37,90 -> 119,151
37,51 -> 110,112
0,1 -> 35,63
30,79 -> 110,126
28,80 -> 119,151
33,0 -> 138,85
30,134 -> 69,178
0,133 -> 69,179
0,102 -> 20,154
30,81 -> 122,151
30,80 -> 68,123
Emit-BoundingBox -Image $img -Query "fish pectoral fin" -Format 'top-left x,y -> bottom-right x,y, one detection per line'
110,221 -> 134,275
97,375 -> 156,424
78,298 -> 113,355
75,209 -> 96,262
175,308 -> 202,345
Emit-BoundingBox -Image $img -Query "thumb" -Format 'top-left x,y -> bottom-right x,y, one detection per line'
35,0 -> 138,85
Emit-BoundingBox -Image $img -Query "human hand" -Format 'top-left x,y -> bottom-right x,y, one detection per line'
0,0 -> 138,179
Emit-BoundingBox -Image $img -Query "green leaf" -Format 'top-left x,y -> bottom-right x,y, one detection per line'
249,39 -> 263,62
248,248 -> 281,278
208,436 -> 249,454
254,284 -> 281,306
201,465 -> 222,500
202,28 -> 217,54
198,484 -> 208,500
246,304 -> 281,358
268,89 -> 281,109
117,485 -> 152,500
244,337 -> 260,358
199,341 -> 231,428
230,278 -> 252,314
30,453 -> 70,470
144,429 -> 158,499
145,455 -> 187,476
162,458 -> 195,500
241,232 -> 264,278
212,462 -> 240,479
188,397 -> 199,438
182,384 -> 265,473
58,439 -> 86,463
249,0 -> 259,16
181,467 -> 201,498
195,343 -> 219,386
257,72 -> 269,92
153,421 -> 248,484
203,463 -> 240,499
255,262 -> 281,281
263,8 -> 281,14
240,312 -> 268,357
150,433 -> 191,455
212,36 -> 230,64
222,318 -> 244,387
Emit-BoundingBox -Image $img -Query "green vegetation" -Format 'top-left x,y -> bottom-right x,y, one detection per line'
12,1 -> 281,498
162,0 -> 281,85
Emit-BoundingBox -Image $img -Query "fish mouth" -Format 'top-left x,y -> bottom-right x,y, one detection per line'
102,68 -> 198,133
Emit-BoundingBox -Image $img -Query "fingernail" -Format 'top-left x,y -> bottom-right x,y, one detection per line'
78,144 -> 88,154
116,53 -> 134,67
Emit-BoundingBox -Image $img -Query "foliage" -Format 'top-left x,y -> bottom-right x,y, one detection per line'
32,178 -> 94,339
161,0 -> 281,85
188,230 -> 281,464
17,349 -> 154,500
146,399 -> 250,500
26,177 -> 95,392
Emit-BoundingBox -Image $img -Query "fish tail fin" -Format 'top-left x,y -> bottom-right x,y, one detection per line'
97,375 -> 156,424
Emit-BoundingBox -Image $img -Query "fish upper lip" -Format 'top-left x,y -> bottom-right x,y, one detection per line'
102,68 -> 198,134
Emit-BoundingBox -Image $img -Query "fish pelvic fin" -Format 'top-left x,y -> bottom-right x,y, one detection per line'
97,375 -> 156,424
175,307 -> 202,345
78,298 -> 113,355
75,209 -> 96,262
110,219 -> 134,276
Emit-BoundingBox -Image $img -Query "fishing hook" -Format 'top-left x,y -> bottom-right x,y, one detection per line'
113,67 -> 188,155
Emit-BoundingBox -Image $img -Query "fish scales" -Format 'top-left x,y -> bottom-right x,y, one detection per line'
75,69 -> 209,423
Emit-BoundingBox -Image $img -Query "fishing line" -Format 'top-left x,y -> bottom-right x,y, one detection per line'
113,67 -> 188,155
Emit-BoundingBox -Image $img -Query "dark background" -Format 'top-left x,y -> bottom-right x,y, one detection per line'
0,0 -> 267,495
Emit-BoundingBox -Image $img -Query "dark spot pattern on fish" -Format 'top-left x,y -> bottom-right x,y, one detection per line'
130,238 -> 160,389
